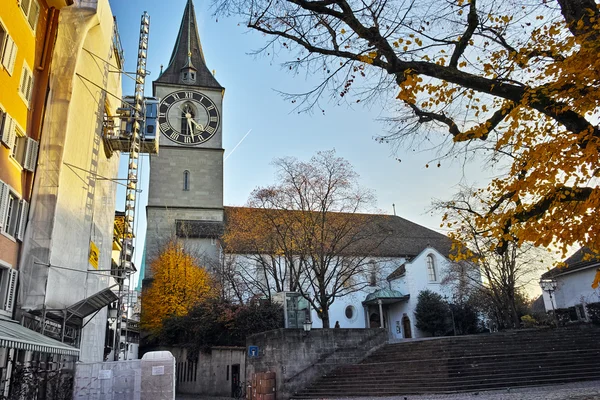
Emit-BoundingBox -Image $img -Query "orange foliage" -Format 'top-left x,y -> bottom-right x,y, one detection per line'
221,0 -> 600,261
141,240 -> 216,335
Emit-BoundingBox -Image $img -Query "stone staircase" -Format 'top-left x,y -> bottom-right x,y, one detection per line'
292,325 -> 600,398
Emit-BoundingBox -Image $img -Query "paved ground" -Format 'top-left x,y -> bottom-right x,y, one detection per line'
175,380 -> 600,400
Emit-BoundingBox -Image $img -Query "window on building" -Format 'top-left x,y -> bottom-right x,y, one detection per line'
7,124 -> 38,171
183,170 -> 190,191
0,27 -> 17,75
341,259 -> 353,288
0,263 -> 18,314
369,260 -> 377,286
0,22 -> 7,61
0,108 -> 11,148
19,62 -> 34,106
0,180 -> 28,241
255,259 -> 268,288
19,0 -> 41,30
345,305 -> 356,320
427,254 -> 437,282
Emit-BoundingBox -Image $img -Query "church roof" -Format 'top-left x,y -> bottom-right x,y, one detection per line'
154,0 -> 223,90
222,206 -> 452,259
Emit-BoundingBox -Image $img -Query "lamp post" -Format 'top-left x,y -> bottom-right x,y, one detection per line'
540,278 -> 559,327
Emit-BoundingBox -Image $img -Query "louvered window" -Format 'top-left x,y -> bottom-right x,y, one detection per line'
0,180 -> 27,240
19,63 -> 34,106
0,265 -> 18,314
0,34 -> 17,75
1,110 -> 16,150
19,0 -> 41,30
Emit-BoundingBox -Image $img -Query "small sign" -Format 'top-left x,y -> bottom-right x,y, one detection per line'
248,346 -> 259,358
89,241 -> 99,270
152,365 -> 165,376
98,370 -> 112,380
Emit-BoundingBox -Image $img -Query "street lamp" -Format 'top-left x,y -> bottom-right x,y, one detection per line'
540,278 -> 559,327
303,312 -> 312,334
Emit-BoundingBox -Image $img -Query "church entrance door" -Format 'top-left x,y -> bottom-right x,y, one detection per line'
402,315 -> 412,338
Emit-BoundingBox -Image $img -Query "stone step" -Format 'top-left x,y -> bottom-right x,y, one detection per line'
292,326 -> 600,399
293,375 -> 600,398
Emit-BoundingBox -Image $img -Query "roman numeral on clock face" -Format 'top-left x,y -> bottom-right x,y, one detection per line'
171,93 -> 180,100
205,126 -> 215,134
160,122 -> 171,132
169,131 -> 179,140
210,116 -> 218,122
184,92 -> 192,99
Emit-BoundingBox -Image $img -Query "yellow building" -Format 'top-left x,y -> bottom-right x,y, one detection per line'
0,0 -> 127,394
1,0 -> 62,308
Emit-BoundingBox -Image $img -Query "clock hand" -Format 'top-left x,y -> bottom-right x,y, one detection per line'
190,119 -> 204,131
187,118 -> 194,138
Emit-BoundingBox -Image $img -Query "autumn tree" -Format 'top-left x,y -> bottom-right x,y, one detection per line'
141,240 -> 216,336
435,187 -> 549,328
222,150 -> 392,328
215,0 -> 600,261
220,206 -> 299,303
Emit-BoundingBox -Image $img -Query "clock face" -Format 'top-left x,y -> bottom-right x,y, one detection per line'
157,90 -> 220,145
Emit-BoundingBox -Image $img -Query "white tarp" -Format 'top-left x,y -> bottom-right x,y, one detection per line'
73,351 -> 176,399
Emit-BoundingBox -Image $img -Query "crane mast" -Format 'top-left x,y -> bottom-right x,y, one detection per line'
114,11 -> 150,361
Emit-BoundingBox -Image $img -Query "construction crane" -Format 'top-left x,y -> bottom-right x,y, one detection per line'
113,11 -> 151,361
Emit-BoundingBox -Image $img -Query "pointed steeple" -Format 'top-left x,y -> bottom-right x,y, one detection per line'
154,0 -> 222,89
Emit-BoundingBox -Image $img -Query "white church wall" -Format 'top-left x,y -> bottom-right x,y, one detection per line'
227,248 -> 459,337
387,247 -> 454,338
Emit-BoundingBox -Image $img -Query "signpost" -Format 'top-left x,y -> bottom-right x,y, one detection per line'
248,346 -> 259,358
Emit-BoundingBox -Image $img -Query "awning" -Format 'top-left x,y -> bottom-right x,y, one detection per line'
29,287 -> 118,327
66,287 -> 118,321
0,318 -> 79,356
362,288 -> 409,306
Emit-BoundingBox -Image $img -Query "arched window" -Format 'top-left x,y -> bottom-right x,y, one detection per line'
426,254 -> 437,282
183,170 -> 190,191
180,103 -> 196,135
369,260 -> 377,286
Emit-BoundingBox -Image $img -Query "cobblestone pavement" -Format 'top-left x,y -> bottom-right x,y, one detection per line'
175,380 -> 600,400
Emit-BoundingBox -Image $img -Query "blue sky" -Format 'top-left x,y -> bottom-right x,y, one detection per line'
109,0 -> 491,287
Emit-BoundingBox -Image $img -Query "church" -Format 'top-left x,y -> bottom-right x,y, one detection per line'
143,0 -> 458,340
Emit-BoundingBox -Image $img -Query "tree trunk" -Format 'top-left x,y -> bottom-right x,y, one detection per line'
321,308 -> 330,329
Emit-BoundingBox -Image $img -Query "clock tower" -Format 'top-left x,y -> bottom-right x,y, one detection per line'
144,0 -> 224,279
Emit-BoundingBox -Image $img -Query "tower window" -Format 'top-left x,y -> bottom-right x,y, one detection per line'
427,254 -> 437,282
183,170 -> 190,191
369,260 -> 377,286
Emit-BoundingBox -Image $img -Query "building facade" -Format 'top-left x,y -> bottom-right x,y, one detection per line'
541,247 -> 600,322
144,0 -> 225,285
139,0 -> 465,342
223,209 -> 457,340
17,0 -> 123,363
1,0 -> 62,321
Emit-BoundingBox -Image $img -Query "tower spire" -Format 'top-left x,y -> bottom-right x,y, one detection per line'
154,0 -> 222,90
